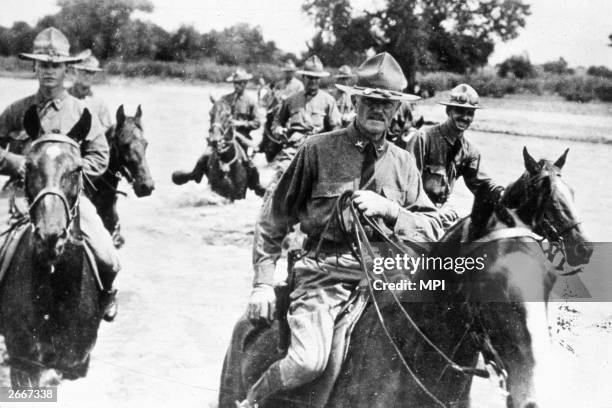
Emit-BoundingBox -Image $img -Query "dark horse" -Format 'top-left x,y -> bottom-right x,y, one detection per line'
89,105 -> 155,248
219,147 -> 593,408
257,81 -> 284,163
0,106 -> 105,387
171,97 -> 265,200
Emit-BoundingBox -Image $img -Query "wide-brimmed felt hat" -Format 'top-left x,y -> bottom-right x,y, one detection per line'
334,65 -> 355,79
19,27 -> 85,64
335,52 -> 420,101
439,84 -> 482,109
226,68 -> 253,82
281,59 -> 297,71
72,50 -> 102,72
296,55 -> 330,78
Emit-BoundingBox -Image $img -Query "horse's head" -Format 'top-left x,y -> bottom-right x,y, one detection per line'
23,105 -> 88,265
113,105 -> 155,197
208,98 -> 234,154
503,147 -> 593,266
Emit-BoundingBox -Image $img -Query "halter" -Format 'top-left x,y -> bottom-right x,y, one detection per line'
27,136 -> 82,233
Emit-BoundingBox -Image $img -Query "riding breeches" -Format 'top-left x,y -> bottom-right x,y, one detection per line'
79,196 -> 121,281
259,255 -> 361,391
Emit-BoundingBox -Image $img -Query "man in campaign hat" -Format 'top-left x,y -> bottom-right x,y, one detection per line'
172,68 -> 266,196
235,52 -> 444,408
405,84 -> 503,209
277,59 -> 304,100
68,51 -> 113,131
333,65 -> 356,127
0,27 -> 120,321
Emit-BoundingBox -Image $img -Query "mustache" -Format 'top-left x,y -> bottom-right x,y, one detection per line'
367,113 -> 385,121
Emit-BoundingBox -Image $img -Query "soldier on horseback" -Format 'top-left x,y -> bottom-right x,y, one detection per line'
171,68 -> 266,196
333,65 -> 356,127
68,51 -> 113,132
235,53 -> 445,408
0,27 -> 120,321
405,84 -> 504,213
277,59 -> 304,100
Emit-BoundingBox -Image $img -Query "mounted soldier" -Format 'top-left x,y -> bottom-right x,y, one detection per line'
234,52 -> 445,408
68,50 -> 113,132
171,68 -> 266,196
277,59 -> 304,100
405,84 -> 504,212
333,65 -> 356,127
0,27 -> 119,321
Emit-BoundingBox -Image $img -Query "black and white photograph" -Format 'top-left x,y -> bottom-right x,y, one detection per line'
0,0 -> 610,407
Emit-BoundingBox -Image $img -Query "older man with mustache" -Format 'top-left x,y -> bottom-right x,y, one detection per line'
235,52 -> 444,408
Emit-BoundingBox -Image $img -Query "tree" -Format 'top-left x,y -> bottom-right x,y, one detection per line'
497,54 -> 535,78
541,57 -> 573,75
303,0 -> 531,89
205,24 -> 280,65
54,0 -> 154,59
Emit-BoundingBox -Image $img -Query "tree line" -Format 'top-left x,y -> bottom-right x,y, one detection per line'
0,0 -> 291,65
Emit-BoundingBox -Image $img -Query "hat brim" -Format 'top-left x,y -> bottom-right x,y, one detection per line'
226,75 -> 253,82
18,53 -> 84,64
438,102 -> 482,109
296,70 -> 330,78
336,84 -> 420,101
333,74 -> 355,79
281,67 -> 297,72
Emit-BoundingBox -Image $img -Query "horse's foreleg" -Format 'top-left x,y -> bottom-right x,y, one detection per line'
9,365 -> 61,388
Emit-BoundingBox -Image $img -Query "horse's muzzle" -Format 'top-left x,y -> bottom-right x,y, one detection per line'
133,178 -> 155,197
566,241 -> 594,266
33,225 -> 68,265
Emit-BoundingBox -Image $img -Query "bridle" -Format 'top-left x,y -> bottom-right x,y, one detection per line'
209,122 -> 241,171
313,191 -> 504,408
27,136 -> 83,234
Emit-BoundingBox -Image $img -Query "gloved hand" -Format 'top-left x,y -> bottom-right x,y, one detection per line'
352,190 -> 400,222
246,283 -> 276,325
0,152 -> 26,179
273,126 -> 287,137
231,119 -> 247,127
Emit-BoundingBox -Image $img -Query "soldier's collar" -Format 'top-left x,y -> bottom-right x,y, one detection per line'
347,122 -> 388,157
439,122 -> 463,146
35,89 -> 69,111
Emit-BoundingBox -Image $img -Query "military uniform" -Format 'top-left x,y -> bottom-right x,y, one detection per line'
68,86 -> 113,131
236,53 -> 440,408
277,77 -> 304,100
218,91 -> 260,151
0,90 -> 120,282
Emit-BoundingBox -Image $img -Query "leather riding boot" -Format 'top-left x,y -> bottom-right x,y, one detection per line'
172,154 -> 208,185
100,287 -> 118,322
171,170 -> 194,186
245,160 -> 266,197
235,362 -> 284,408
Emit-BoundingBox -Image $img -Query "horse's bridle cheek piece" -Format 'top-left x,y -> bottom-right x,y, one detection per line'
28,180 -> 82,236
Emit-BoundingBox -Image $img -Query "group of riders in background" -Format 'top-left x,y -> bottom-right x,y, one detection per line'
0,26 -> 596,408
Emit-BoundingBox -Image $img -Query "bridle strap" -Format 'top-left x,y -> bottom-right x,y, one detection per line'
29,187 -> 79,229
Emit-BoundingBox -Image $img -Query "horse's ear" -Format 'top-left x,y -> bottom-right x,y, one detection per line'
67,108 -> 91,142
116,105 -> 125,127
523,147 -> 539,174
135,105 -> 142,119
554,148 -> 569,170
209,94 -> 216,104
23,105 -> 42,139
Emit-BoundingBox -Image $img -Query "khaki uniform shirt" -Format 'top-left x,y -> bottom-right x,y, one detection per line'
0,90 -> 109,179
272,90 -> 341,138
218,91 -> 260,138
83,95 -> 113,132
406,122 -> 499,205
335,91 -> 355,127
278,77 -> 304,100
253,123 -> 445,284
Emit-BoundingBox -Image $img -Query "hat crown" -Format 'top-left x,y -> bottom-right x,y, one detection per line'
227,68 -> 253,82
355,52 -> 407,93
32,27 -> 70,57
281,59 -> 297,70
448,84 -> 480,107
302,55 -> 325,73
338,65 -> 353,76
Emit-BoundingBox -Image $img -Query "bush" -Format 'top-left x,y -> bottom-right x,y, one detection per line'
497,55 -> 536,79
541,57 -> 574,75
587,65 -> 612,79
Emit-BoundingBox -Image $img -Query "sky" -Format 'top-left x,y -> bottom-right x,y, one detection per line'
1,0 -> 611,68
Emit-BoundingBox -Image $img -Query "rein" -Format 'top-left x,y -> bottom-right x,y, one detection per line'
324,191 -> 496,408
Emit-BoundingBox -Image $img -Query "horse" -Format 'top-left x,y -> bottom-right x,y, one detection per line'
89,105 -> 154,248
0,106 -> 105,387
218,147 -> 593,408
171,97 -> 265,201
256,82 -> 284,163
